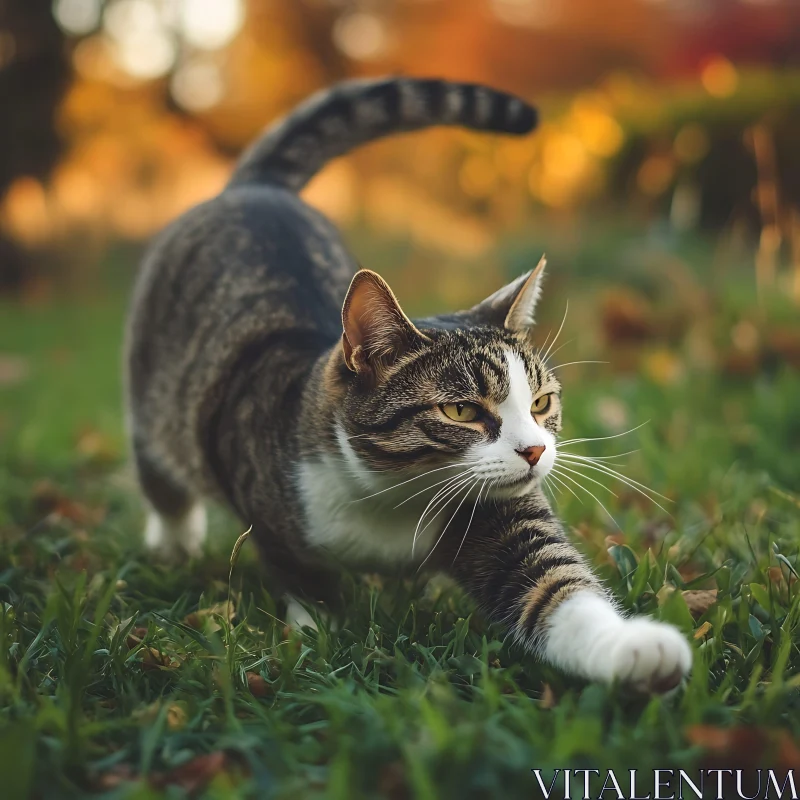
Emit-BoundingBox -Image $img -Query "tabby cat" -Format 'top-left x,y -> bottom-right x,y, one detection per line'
126,77 -> 692,692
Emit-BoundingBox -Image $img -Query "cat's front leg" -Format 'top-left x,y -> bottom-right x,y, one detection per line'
443,495 -> 692,692
541,590 -> 692,692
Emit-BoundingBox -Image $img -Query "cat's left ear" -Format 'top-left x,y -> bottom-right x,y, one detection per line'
341,269 -> 430,380
468,255 -> 547,332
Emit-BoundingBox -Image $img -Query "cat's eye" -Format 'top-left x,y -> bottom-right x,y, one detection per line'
440,402 -> 480,423
531,394 -> 552,415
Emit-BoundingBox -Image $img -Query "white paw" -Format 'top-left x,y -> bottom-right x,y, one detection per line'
606,618 -> 692,693
144,504 -> 206,559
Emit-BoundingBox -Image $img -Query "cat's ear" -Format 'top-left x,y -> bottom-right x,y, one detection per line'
468,255 -> 547,332
341,269 -> 430,379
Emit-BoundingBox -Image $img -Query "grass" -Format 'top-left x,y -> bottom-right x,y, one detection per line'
1,232 -> 800,799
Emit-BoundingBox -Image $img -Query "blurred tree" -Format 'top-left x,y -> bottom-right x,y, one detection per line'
0,0 -> 70,289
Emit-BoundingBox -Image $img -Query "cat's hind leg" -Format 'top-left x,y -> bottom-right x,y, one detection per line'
134,444 -> 206,559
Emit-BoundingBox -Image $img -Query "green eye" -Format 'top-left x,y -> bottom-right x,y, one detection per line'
440,402 -> 480,423
531,394 -> 552,415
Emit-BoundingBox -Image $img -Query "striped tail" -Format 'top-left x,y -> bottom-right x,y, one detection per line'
228,77 -> 537,192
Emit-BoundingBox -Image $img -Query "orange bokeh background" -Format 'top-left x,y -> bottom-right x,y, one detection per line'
1,0 -> 799,295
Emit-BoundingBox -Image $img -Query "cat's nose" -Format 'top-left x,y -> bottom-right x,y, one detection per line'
517,445 -> 545,467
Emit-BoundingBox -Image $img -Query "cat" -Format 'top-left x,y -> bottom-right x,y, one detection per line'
125,77 -> 692,692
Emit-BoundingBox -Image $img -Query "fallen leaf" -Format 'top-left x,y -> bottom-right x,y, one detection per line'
140,647 -> 180,671
686,725 -> 800,770
185,601 -> 235,630
151,752 -> 228,794
31,481 -> 104,526
769,565 -> 797,585
539,683 -> 558,709
246,672 -> 270,698
126,627 -> 148,650
682,589 -> 718,618
93,764 -> 136,791
694,621 -> 712,639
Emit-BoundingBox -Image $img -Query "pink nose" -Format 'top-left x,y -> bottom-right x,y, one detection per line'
517,445 -> 546,467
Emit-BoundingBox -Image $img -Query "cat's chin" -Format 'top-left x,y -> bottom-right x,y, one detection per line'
488,471 -> 541,499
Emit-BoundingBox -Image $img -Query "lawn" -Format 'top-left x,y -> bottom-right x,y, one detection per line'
1,228 -> 800,799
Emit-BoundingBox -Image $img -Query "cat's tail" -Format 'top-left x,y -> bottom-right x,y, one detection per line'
227,77 -> 537,192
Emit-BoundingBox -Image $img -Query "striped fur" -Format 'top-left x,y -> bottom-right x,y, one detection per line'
229,78 -> 536,191
126,78 -> 691,690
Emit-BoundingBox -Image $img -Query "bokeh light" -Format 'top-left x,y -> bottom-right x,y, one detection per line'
170,58 -> 225,111
701,56 -> 739,98
333,12 -> 389,61
104,0 -> 176,78
53,0 -> 102,36
178,0 -> 244,50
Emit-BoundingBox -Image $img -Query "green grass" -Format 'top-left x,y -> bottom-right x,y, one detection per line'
1,237 -> 800,799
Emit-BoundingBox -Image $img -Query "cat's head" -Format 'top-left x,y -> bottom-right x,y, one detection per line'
333,257 -> 560,498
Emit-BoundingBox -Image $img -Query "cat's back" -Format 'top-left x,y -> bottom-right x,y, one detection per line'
126,184 -> 356,485
129,184 -> 352,362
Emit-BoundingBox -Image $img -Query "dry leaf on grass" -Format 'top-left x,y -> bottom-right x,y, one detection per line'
539,683 -> 558,709
93,764 -> 136,791
140,647 -> 181,671
126,627 -> 148,650
694,621 -> 712,639
31,480 -> 105,526
151,752 -> 230,794
682,589 -> 718,618
246,672 -> 270,698
687,725 -> 800,770
184,601 -> 235,630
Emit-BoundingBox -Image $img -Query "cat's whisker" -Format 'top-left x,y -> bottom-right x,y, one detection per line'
550,466 -> 620,529
539,303 -> 569,365
451,478 -> 490,565
556,449 -> 639,461
352,461 -> 481,504
411,474 -> 475,556
540,300 -> 569,364
557,453 -> 671,502
416,475 -> 476,534
556,456 -> 672,515
558,421 -> 650,447
394,468 -> 474,509
550,360 -> 608,370
553,462 -> 618,498
540,337 -> 575,366
536,324 -> 558,365
540,474 -> 553,501
418,478 -> 478,570
546,470 -> 583,505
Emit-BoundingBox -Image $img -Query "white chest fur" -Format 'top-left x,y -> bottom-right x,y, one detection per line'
296,455 -> 442,566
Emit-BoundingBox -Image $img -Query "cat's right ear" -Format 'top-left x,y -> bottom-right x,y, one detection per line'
341,270 -> 429,380
466,255 -> 547,332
